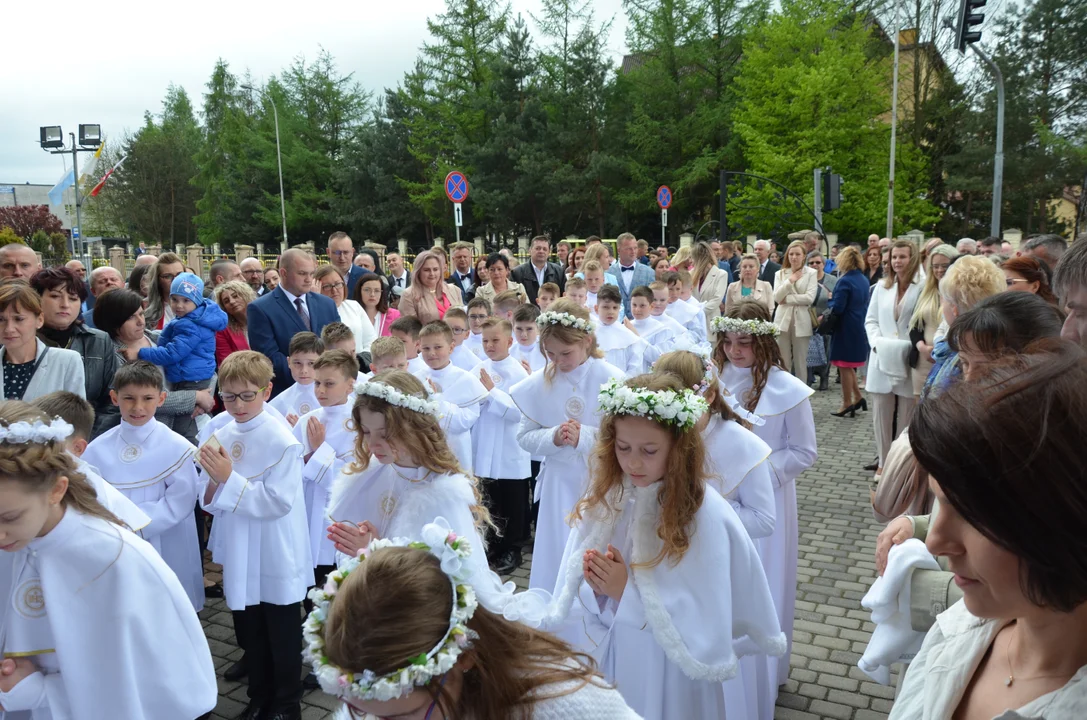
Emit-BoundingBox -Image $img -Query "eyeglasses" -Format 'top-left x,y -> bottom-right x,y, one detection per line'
1006,278 -> 1030,287
322,282 -> 346,293
330,250 -> 355,258
467,313 -> 489,321
451,327 -> 468,335
159,273 -> 179,283
219,387 -> 267,403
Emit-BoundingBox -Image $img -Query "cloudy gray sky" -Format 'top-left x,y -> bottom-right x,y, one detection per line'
2,0 -> 628,186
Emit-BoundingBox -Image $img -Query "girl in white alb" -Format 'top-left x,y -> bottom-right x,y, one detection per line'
509,301 -> 625,591
0,406 -> 217,720
546,374 -> 784,720
714,307 -> 818,702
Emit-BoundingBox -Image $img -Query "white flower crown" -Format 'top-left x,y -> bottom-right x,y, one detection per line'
598,378 -> 709,431
536,311 -> 594,333
354,380 -> 442,418
656,339 -> 716,396
303,518 -> 478,702
711,316 -> 780,337
0,418 -> 74,445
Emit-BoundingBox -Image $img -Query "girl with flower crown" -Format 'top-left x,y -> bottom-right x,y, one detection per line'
712,301 -> 818,703
508,299 -> 625,592
0,401 -> 217,719
546,374 -> 785,719
303,521 -> 639,720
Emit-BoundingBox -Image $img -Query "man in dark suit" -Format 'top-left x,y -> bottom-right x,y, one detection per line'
328,231 -> 366,298
248,248 -> 340,396
512,236 -> 566,305
386,251 -> 411,291
448,242 -> 477,303
755,239 -> 781,287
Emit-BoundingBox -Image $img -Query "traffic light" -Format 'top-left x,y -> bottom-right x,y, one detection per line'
954,0 -> 987,53
821,171 -> 843,212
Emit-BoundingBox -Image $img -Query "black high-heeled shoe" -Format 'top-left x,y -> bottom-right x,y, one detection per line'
831,405 -> 856,418
857,397 -> 868,411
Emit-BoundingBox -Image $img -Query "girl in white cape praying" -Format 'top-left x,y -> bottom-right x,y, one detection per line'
509,300 -> 625,592
546,374 -> 785,720
0,401 -> 217,720
713,302 -> 818,700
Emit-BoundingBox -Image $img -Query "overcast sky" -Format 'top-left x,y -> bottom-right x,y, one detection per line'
2,0 -> 628,186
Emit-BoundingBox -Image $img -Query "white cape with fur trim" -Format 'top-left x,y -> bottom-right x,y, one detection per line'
326,464 -> 551,626
545,483 -> 784,719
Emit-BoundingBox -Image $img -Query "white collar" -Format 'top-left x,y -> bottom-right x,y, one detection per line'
281,286 -> 304,307
232,409 -> 271,434
120,418 -> 157,442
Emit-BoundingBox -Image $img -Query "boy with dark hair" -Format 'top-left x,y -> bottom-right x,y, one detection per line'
269,332 -> 324,426
594,284 -> 647,375
389,315 -> 427,375
510,304 -> 544,373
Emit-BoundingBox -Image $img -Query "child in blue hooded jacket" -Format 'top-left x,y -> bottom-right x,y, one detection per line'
136,272 -> 228,388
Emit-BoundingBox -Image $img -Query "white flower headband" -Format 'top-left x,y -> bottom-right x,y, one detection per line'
0,418 -> 73,445
354,381 -> 442,418
536,310 -> 594,333
598,378 -> 709,431
711,316 -> 780,337
657,340 -> 715,396
303,518 -> 478,702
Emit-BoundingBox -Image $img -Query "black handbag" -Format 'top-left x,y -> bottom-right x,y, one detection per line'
908,326 -> 924,368
817,312 -> 840,336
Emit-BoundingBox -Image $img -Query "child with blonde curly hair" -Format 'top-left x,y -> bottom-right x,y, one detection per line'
509,299 -> 624,591
713,301 -> 817,703
547,373 -> 783,719
0,401 -> 216,719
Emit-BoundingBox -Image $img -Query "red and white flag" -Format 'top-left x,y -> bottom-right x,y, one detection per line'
89,155 -> 127,197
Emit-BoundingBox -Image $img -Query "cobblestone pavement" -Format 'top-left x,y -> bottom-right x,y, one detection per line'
200,386 -> 896,719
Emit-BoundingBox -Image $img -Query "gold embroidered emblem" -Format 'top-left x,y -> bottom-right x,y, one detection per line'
121,445 -> 141,463
380,492 -> 398,516
15,579 -> 46,618
491,372 -> 503,387
230,441 -> 245,461
564,396 -> 585,419
428,379 -> 443,393
299,403 -> 312,415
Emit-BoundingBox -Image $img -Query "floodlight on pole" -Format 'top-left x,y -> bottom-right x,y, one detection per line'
241,84 -> 288,244
78,124 -> 102,147
39,126 -> 101,257
39,126 -> 64,150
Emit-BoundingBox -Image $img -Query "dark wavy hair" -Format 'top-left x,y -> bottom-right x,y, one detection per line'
30,267 -> 87,304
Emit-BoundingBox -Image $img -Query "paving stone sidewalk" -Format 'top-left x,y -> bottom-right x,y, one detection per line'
200,386 -> 896,719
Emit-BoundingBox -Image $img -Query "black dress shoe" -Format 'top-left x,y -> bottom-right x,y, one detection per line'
224,656 -> 248,682
204,583 -> 224,598
302,671 -> 320,691
863,458 -> 879,471
264,705 -> 302,720
232,704 -> 263,720
493,549 -> 522,575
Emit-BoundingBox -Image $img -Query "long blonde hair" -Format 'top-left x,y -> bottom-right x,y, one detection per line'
691,241 -> 717,288
0,401 -> 124,528
582,243 -> 611,268
324,546 -> 606,720
348,370 -> 490,533
570,373 -> 706,569
670,246 -> 693,271
538,299 -> 604,384
909,244 -> 959,331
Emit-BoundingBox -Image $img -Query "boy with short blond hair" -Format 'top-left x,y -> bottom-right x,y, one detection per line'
270,332 -> 324,425
199,350 -> 311,719
493,290 -> 521,320
389,315 -> 428,375
649,280 -> 691,342
465,296 -> 493,359
320,321 -> 356,354
443,307 -> 479,371
293,349 -> 358,593
471,317 -> 531,574
368,336 -> 409,376
536,282 -> 560,312
582,260 -> 607,310
563,276 -> 588,307
510,304 -> 544,372
594,284 -> 647,375
416,321 -> 488,473
83,362 -> 205,611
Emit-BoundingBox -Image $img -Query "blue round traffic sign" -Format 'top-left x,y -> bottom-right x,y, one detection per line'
657,185 -> 672,209
445,171 -> 469,203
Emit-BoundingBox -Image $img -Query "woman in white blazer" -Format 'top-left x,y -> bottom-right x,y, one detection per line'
725,254 -> 775,317
315,265 -> 378,354
691,241 -> 731,335
773,241 -> 820,376
0,282 -> 85,402
864,239 -> 922,475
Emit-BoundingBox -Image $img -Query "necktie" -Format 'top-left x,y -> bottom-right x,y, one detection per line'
396,277 -> 403,287
294,297 -> 311,330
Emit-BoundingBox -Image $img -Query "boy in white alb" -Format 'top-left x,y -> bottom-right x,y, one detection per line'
582,260 -> 607,315
593,284 -> 648,376
535,282 -> 560,312
628,285 -> 673,366
390,315 -> 429,376
199,351 -> 312,720
269,331 -> 323,427
470,317 -> 532,574
664,270 -> 708,342
415,321 -> 487,474
292,349 -> 358,587
321,321 -> 368,383
360,336 -> 410,383
444,307 -> 480,371
564,277 -> 589,308
650,280 -> 692,343
511,304 -> 546,372
81,362 -> 205,611
464,297 -> 492,360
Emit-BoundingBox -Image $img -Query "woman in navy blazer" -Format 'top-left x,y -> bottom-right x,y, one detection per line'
825,247 -> 870,417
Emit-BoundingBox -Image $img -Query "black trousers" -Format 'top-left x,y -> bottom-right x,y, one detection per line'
303,564 -> 336,615
528,460 -> 541,536
232,602 -> 303,711
481,477 -> 530,557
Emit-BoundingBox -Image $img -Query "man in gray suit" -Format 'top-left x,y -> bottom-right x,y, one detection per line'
755,239 -> 781,286
606,232 -> 656,318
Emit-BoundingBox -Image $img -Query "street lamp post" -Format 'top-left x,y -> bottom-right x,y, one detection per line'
39,124 -> 101,257
242,85 -> 288,244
